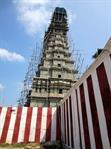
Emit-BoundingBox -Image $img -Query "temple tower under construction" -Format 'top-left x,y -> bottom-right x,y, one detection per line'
26,7 -> 77,107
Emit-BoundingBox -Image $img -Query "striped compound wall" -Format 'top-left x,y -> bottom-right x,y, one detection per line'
0,107 -> 60,144
59,47 -> 111,149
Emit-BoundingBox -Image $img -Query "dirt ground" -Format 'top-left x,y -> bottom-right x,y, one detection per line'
0,143 -> 40,149
0,148 -> 24,149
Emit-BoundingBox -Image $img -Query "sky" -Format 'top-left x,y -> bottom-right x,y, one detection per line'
0,0 -> 111,106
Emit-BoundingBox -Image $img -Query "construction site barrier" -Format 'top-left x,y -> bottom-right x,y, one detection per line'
59,47 -> 111,149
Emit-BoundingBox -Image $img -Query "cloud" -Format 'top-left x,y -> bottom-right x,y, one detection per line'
0,83 -> 5,91
18,6 -> 51,35
15,0 -> 51,5
13,0 -> 52,36
13,0 -> 76,36
0,48 -> 25,62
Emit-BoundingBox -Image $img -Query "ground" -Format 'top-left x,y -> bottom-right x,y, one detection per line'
0,143 -> 40,149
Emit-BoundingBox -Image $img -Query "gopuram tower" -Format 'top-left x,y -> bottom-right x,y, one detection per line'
26,7 -> 77,107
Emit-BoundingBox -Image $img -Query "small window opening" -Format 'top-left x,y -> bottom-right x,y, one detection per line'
58,74 -> 61,78
59,89 -> 63,94
58,64 -> 61,67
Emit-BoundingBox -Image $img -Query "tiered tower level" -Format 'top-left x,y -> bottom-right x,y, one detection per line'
27,7 -> 76,107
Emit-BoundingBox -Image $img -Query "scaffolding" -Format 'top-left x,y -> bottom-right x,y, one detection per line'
68,36 -> 84,79
18,43 -> 43,106
18,36 -> 84,106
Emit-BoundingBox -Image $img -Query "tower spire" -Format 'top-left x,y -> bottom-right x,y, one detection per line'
26,7 -> 76,107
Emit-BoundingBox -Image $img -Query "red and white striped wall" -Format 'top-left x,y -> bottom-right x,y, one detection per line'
0,107 -> 60,144
59,42 -> 111,149
0,40 -> 111,148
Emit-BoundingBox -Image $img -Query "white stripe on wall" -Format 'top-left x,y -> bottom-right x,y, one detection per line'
104,55 -> 111,90
51,107 -> 56,141
65,101 -> 68,145
18,107 -> 27,143
6,107 -> 17,143
92,71 -> 110,149
71,91 -> 80,149
40,108 -> 47,142
77,88 -> 85,149
0,107 -> 7,138
29,107 -> 37,142
67,98 -> 71,147
83,81 -> 96,149
60,104 -> 64,142
61,104 -> 65,143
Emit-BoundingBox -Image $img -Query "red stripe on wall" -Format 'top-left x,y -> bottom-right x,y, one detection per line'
87,75 -> 103,149
35,107 -> 42,143
46,108 -> 52,142
79,84 -> 91,149
0,107 -> 2,115
96,62 -> 111,146
64,103 -> 66,144
69,96 -> 74,148
12,107 -> 22,143
66,99 -> 70,146
24,107 -> 33,143
75,90 -> 82,149
0,107 -> 12,143
56,106 -> 61,140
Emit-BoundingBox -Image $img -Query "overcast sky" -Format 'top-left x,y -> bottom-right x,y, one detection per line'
0,0 -> 111,106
